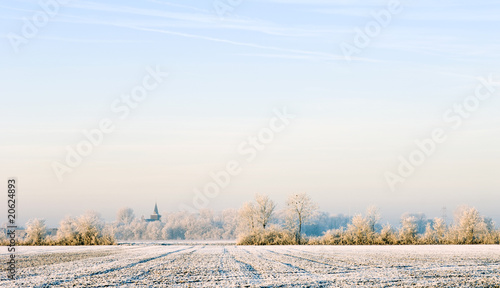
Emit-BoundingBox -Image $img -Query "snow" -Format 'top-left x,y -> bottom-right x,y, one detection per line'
0,245 -> 116,256
1,244 -> 499,287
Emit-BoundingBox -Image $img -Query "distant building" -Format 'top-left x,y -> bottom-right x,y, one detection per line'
145,203 -> 161,222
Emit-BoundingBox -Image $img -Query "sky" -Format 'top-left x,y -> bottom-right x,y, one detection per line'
1,0 -> 499,227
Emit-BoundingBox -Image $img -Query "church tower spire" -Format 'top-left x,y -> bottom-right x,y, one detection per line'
146,202 -> 161,222
154,202 -> 159,215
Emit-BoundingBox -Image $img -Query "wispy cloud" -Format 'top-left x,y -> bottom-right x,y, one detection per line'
142,0 -> 209,14
0,1 -> 359,61
114,24 -> 349,61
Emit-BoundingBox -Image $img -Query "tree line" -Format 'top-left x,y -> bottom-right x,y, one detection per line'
1,193 -> 499,245
237,193 -> 499,245
0,211 -> 115,246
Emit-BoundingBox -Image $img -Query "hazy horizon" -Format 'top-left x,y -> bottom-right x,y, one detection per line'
1,0 -> 499,228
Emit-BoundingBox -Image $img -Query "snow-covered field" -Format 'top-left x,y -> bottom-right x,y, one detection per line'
1,244 -> 499,287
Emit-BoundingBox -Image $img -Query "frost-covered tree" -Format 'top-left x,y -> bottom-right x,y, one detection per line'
221,209 -> 238,239
421,222 -> 436,244
343,207 -> 381,245
146,221 -> 163,240
239,202 -> 257,232
477,217 -> 498,244
116,207 -> 135,224
433,217 -> 447,244
130,219 -> 148,240
378,224 -> 397,245
162,211 -> 189,240
75,211 -> 115,245
453,206 -> 481,244
399,215 -> 418,244
77,211 -> 102,244
365,205 -> 381,232
25,218 -> 47,245
178,209 -> 224,240
238,194 -> 276,235
308,205 -> 500,246
346,214 -> 372,245
285,193 -> 318,243
57,216 -> 79,245
399,213 -> 430,234
255,194 -> 276,230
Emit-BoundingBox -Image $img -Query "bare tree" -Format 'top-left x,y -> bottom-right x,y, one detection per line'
255,194 -> 277,230
285,193 -> 318,243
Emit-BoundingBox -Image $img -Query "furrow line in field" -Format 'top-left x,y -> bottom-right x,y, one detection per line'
32,246 -> 194,288
114,246 -> 201,286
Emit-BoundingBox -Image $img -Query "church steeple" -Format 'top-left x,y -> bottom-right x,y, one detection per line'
154,202 -> 159,215
146,202 -> 161,222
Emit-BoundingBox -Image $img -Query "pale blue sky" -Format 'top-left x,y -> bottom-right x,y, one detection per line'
1,0 -> 500,226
